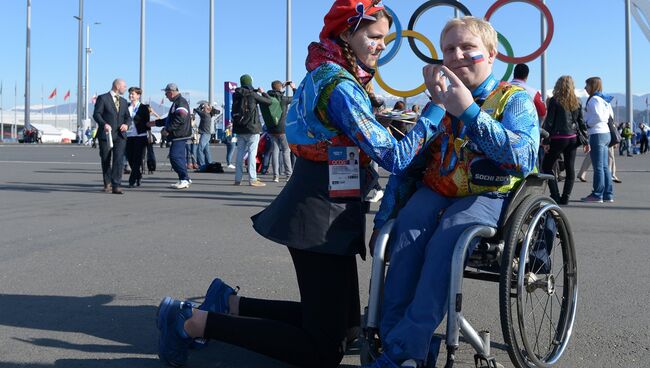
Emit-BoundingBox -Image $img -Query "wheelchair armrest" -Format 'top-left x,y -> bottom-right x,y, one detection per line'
529,173 -> 555,182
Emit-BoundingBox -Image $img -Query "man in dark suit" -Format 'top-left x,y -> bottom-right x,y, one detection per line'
93,79 -> 131,194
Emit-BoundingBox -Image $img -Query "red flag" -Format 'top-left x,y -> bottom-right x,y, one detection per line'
48,88 -> 57,99
63,90 -> 70,101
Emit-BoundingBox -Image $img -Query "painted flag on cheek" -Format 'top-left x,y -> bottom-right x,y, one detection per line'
466,51 -> 484,64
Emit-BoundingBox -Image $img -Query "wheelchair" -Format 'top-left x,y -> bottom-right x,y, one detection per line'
360,174 -> 578,368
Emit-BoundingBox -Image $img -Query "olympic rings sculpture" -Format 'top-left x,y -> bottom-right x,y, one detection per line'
374,0 -> 554,97
375,30 -> 439,97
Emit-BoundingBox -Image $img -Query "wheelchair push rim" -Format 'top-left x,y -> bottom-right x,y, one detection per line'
501,196 -> 578,368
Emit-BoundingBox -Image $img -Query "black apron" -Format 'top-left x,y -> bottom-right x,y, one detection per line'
252,157 -> 368,258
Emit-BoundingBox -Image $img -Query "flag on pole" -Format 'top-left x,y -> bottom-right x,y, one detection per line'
64,90 -> 71,101
48,88 -> 57,99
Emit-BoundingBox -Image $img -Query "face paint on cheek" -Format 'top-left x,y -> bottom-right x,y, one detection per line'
364,37 -> 378,53
465,51 -> 485,64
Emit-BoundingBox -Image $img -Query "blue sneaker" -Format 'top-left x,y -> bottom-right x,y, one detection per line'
188,279 -> 238,350
157,297 -> 194,367
198,278 -> 238,314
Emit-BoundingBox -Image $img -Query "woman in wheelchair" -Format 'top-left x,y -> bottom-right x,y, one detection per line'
365,17 -> 539,368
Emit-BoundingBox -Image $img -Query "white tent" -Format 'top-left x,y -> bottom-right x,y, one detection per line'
30,123 -> 74,143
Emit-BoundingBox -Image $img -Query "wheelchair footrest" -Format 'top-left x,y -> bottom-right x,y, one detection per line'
474,354 -> 501,368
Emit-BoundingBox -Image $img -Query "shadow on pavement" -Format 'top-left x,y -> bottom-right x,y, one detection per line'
0,358 -> 160,368
0,294 -> 155,355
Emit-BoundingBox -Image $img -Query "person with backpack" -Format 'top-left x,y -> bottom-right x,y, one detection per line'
155,1 -> 440,367
260,80 -> 296,182
231,74 -> 273,187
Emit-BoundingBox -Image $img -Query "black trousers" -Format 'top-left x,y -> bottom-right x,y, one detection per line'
640,136 -> 648,153
204,247 -> 361,368
98,134 -> 126,187
126,136 -> 147,185
542,137 -> 577,201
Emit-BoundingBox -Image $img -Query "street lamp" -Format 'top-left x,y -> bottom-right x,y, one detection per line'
85,22 -> 100,124
74,0 -> 83,138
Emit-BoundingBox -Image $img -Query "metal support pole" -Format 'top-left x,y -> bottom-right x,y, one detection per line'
286,0 -> 292,96
140,0 -> 145,98
14,81 -> 17,139
76,0 -> 84,134
25,0 -> 31,132
85,24 -> 90,121
209,0 -> 214,105
625,0 -> 633,124
540,0 -> 547,102
1,81 -> 4,142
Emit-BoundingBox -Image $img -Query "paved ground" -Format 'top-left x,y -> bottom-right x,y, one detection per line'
0,143 -> 648,368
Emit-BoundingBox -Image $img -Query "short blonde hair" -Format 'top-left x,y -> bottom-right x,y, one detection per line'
440,16 -> 498,54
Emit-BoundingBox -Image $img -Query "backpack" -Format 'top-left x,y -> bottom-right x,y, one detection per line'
203,162 -> 224,173
260,95 -> 283,128
231,89 -> 257,128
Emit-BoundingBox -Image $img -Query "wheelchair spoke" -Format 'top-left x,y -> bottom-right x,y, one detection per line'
533,293 -> 551,356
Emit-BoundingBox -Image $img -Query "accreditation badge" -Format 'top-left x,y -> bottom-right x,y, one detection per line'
328,146 -> 361,198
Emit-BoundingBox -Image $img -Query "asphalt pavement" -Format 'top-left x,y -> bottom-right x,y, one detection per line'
0,143 -> 648,368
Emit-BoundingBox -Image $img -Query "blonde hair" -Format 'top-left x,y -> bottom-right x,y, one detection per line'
585,77 -> 603,95
440,16 -> 498,54
552,76 -> 580,111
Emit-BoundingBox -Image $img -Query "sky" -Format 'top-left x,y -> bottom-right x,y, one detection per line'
2,0 -> 650,110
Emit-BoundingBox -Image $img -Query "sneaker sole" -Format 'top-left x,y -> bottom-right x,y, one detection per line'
157,296 -> 174,330
157,297 -> 187,367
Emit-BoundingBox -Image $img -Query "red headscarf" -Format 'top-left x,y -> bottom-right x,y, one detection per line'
319,0 -> 385,42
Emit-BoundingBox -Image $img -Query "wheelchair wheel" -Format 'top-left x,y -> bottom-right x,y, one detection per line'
499,195 -> 578,368
359,311 -> 381,365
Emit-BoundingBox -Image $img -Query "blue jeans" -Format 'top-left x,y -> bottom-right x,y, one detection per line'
271,134 -> 293,177
185,142 -> 197,165
170,139 -> 190,181
197,133 -> 212,166
380,186 -> 506,365
235,133 -> 260,182
226,137 -> 236,165
589,133 -> 613,199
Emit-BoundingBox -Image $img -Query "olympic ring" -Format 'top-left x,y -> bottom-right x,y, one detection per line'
484,0 -> 554,64
497,32 -> 515,82
377,6 -> 402,66
374,0 -> 554,97
407,0 -> 473,65
374,30 -> 439,98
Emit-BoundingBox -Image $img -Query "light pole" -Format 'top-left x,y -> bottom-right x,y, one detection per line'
25,0 -> 31,132
286,0 -> 292,96
140,0 -> 145,99
625,0 -> 633,124
85,22 -> 100,125
540,0 -> 547,102
74,0 -> 83,139
209,0 -> 214,106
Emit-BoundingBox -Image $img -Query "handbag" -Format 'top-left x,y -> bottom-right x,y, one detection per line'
571,108 -> 589,147
576,127 -> 589,147
607,116 -> 621,148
